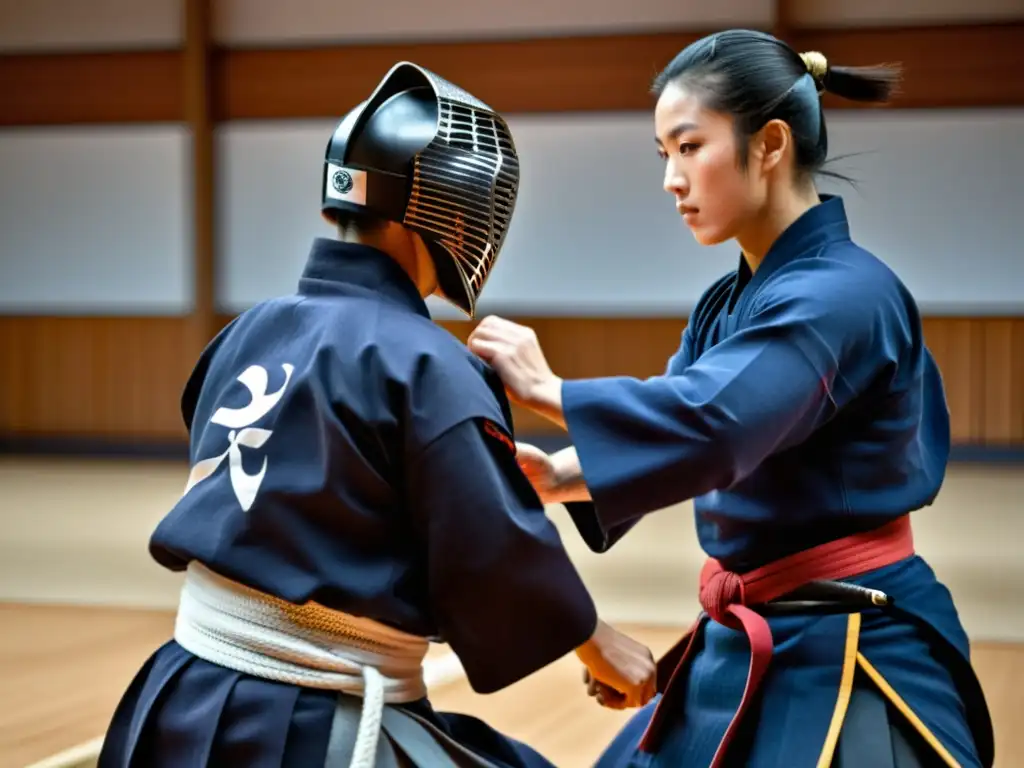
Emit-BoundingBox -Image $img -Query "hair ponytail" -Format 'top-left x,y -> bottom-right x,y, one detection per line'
800,50 -> 903,104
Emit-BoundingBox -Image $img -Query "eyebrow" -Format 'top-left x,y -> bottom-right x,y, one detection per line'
655,121 -> 699,146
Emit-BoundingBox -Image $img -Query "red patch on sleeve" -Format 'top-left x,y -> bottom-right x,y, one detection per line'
482,419 -> 516,455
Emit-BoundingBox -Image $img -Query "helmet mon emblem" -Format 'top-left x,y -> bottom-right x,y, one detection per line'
332,169 -> 353,194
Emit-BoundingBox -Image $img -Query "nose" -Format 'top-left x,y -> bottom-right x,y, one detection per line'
663,157 -> 686,197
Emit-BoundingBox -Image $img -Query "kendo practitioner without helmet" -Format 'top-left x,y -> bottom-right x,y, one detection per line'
97,61 -> 656,768
469,30 -> 995,768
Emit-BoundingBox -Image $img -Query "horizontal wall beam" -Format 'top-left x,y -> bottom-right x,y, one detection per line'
0,51 -> 183,125
2,22 -> 1022,125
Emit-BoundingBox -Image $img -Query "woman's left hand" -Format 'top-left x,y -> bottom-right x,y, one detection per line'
468,316 -> 563,423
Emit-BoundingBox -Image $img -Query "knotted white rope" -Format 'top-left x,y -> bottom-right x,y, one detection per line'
174,561 -> 430,768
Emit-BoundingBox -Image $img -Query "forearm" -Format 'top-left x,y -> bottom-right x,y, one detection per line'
575,617 -> 610,662
525,376 -> 567,430
550,446 -> 592,503
550,447 -> 646,555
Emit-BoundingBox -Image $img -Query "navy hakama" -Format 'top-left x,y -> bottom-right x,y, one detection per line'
100,640 -> 555,767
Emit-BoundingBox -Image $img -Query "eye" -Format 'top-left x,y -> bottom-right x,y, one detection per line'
656,147 -> 668,160
679,142 -> 700,155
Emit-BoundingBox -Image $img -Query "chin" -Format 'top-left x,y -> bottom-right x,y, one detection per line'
689,224 -> 731,247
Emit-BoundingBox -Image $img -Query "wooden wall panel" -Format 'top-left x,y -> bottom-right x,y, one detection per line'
3,22 -> 1023,126
0,51 -> 183,126
924,319 -> 986,442
789,23 -> 1024,110
176,21 -> 1024,119
981,320 -> 1024,443
0,317 -> 192,441
214,32 -> 704,120
922,318 -> 1024,444
1,317 -> 1021,447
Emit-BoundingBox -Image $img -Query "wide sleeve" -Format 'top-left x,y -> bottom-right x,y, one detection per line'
561,265 -> 902,536
405,417 -> 599,694
562,499 -> 639,554
561,319 -> 699,554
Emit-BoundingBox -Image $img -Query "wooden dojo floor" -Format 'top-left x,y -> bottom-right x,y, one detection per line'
2,604 -> 1023,768
2,457 -> 1023,767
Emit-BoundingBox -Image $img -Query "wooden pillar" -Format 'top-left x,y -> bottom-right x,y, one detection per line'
183,0 -> 218,355
772,0 -> 794,46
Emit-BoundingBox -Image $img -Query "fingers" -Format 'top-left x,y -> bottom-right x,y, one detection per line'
467,317 -> 503,345
597,686 -> 628,710
515,444 -> 550,475
583,668 -> 627,710
624,671 -> 656,708
471,315 -> 521,335
465,336 -> 502,361
638,652 -> 658,707
645,676 -> 658,705
468,316 -> 537,346
466,335 -> 519,368
514,441 -> 545,458
582,665 -> 652,711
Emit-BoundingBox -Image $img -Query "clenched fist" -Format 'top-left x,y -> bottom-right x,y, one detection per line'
577,620 -> 658,710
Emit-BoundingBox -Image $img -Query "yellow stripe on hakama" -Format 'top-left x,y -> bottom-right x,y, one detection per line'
856,651 -> 962,768
816,612 -> 861,768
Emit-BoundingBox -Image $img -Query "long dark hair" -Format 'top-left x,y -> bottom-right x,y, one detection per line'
652,29 -> 902,182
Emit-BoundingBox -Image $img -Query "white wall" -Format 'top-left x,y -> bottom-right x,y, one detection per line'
217,109 -> 1024,319
0,0 -> 182,52
3,110 -> 1022,317
0,125 -> 192,314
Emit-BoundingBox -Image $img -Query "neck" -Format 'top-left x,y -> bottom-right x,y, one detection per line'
737,182 -> 821,272
337,222 -> 437,298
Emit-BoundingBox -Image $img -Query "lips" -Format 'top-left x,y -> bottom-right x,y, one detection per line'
676,201 -> 698,215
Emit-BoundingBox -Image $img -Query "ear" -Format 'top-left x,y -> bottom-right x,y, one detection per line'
758,119 -> 791,175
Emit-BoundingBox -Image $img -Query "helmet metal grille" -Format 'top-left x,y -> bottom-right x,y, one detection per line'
403,98 -> 519,306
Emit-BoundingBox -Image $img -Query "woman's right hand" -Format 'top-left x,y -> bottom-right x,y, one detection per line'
515,443 -> 592,504
576,619 -> 657,709
514,442 -> 561,503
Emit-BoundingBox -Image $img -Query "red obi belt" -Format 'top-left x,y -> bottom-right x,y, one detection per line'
638,515 -> 915,766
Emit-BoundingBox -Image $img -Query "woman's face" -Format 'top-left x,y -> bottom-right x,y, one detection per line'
654,80 -> 763,246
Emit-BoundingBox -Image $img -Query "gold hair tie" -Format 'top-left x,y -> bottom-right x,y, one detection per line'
799,50 -> 828,90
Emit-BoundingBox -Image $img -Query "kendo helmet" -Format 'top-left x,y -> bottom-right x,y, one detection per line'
321,62 -> 520,318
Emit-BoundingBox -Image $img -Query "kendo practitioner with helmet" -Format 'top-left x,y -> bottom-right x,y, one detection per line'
97,62 -> 656,768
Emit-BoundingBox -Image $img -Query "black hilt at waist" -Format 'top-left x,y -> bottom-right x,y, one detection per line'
756,579 -> 892,617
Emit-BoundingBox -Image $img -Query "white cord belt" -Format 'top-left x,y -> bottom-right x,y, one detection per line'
174,561 -> 430,768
